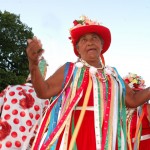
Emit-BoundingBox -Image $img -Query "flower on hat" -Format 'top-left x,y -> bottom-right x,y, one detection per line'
70,15 -> 100,31
123,73 -> 146,90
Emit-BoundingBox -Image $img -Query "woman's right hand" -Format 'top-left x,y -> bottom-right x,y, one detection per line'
26,36 -> 44,66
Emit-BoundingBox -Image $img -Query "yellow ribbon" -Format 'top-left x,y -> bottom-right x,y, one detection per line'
69,74 -> 92,150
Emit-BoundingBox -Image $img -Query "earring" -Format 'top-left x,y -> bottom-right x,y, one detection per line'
78,53 -> 81,58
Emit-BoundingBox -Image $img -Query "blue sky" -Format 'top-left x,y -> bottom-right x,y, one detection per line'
1,0 -> 150,86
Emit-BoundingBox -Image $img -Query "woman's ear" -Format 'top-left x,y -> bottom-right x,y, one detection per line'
76,44 -> 79,50
76,44 -> 80,54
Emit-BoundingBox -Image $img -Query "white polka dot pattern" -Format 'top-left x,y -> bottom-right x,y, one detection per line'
0,83 -> 50,150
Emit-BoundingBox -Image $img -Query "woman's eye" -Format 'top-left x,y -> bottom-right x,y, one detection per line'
81,38 -> 86,42
93,36 -> 98,40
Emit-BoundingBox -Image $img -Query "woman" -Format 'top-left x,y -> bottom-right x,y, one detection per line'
26,16 -> 150,150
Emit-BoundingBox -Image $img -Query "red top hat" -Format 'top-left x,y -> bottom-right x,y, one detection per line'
69,16 -> 111,57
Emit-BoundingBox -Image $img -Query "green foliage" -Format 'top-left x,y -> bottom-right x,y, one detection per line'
0,10 -> 34,91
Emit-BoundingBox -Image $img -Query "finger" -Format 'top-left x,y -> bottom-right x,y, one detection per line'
33,36 -> 37,40
37,48 -> 44,54
27,39 -> 32,44
37,39 -> 42,44
39,42 -> 42,48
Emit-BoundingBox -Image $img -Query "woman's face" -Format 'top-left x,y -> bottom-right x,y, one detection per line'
76,33 -> 103,61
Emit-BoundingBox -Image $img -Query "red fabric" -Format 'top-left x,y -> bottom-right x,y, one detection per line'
143,103 -> 149,117
67,88 -> 95,150
57,86 -> 118,150
68,110 -> 96,150
130,109 -> 150,150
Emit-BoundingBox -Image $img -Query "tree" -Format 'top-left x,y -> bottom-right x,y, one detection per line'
0,11 -> 34,91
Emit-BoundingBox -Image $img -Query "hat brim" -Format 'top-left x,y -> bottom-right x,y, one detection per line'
70,25 -> 111,56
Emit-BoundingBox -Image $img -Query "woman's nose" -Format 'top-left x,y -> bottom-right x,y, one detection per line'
87,38 -> 93,46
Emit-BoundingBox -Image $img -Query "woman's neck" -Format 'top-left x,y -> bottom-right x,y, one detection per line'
79,58 -> 104,69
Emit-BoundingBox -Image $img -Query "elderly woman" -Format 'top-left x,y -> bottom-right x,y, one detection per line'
26,16 -> 150,150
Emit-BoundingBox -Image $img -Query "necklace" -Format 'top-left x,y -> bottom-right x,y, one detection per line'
97,71 -> 108,82
79,58 -> 104,70
79,58 -> 107,82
